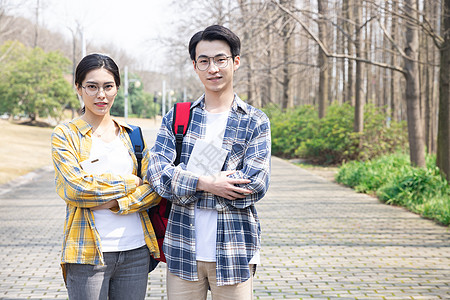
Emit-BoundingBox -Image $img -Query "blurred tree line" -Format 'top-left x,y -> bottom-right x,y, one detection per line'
0,1 -> 163,122
0,41 -> 78,122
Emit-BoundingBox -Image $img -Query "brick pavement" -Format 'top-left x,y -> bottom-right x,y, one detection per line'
0,127 -> 449,299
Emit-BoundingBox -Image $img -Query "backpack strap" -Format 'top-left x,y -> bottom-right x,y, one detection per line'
165,101 -> 192,218
126,125 -> 145,177
172,102 -> 192,166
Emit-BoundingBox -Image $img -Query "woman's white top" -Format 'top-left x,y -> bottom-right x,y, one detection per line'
88,135 -> 146,252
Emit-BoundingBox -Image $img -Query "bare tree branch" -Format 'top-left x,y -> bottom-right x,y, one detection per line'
377,17 -> 408,58
272,0 -> 406,75
0,39 -> 17,63
368,0 -> 444,48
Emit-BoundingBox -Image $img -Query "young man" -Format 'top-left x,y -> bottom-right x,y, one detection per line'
148,25 -> 271,299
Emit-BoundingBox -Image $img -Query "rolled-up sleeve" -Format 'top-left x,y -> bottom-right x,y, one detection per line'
225,114 -> 271,209
147,113 -> 199,205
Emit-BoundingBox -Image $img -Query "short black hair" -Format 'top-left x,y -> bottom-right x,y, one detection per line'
188,25 -> 241,61
75,53 -> 121,88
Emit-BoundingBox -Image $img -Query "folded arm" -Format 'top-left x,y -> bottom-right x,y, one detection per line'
52,125 -> 160,211
147,114 -> 200,206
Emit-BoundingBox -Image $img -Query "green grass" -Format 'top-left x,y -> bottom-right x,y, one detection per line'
336,153 -> 450,226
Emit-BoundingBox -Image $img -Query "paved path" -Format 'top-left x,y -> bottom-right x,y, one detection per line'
0,128 -> 449,299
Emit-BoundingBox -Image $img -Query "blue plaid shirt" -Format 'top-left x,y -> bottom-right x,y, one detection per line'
147,94 -> 271,286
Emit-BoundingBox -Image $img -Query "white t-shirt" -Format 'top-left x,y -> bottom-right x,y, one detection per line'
195,110 -> 228,262
194,110 -> 260,265
88,135 -> 146,252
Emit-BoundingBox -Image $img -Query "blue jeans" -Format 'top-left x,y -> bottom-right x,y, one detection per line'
66,245 -> 150,300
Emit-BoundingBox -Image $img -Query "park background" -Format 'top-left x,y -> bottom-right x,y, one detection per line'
0,0 -> 449,224
0,1 -> 450,299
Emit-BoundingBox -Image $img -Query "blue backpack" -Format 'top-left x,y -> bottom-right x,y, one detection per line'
126,125 -> 145,176
126,102 -> 192,268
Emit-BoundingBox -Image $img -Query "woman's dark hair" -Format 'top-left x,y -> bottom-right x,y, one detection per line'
188,25 -> 241,61
75,53 -> 121,88
75,53 -> 120,114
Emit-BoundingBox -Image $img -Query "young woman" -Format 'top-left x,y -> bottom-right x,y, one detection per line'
51,53 -> 161,300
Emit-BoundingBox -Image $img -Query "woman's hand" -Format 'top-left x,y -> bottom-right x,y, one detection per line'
91,200 -> 119,210
90,175 -> 141,211
132,174 -> 143,187
196,170 -> 253,200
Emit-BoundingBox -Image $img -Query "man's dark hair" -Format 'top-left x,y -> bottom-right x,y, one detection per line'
188,25 -> 241,61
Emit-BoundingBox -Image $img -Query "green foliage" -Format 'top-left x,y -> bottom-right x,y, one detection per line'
336,153 -> 411,192
295,103 -> 359,164
0,41 -> 79,120
111,74 -> 160,119
264,102 -> 408,164
359,105 -> 408,161
263,104 -> 317,158
336,153 -> 450,226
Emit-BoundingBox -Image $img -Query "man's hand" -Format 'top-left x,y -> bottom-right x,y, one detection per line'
196,170 -> 253,200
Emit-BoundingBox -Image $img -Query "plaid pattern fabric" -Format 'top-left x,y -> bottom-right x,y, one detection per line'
51,118 -> 161,281
147,94 -> 271,286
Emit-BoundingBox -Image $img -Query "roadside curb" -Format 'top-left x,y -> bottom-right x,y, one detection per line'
0,164 -> 53,196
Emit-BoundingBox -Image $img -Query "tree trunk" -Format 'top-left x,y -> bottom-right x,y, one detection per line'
423,0 -> 433,154
280,0 -> 294,110
390,0 -> 400,121
264,23 -> 273,107
403,0 -> 426,167
344,0 -> 354,105
33,0 -> 39,48
354,2 -> 364,133
317,0 -> 328,118
238,0 -> 260,107
437,0 -> 450,181
425,45 -> 432,154
382,1 -> 389,112
365,4 -> 372,105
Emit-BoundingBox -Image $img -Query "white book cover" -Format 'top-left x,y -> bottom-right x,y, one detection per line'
186,139 -> 228,176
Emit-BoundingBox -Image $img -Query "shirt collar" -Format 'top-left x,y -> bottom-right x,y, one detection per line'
191,93 -> 248,115
69,117 -> 131,136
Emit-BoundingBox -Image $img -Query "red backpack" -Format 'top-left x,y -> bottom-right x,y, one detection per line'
147,102 -> 192,263
128,102 -> 192,268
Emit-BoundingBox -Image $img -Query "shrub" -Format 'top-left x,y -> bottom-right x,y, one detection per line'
295,103 -> 358,164
265,103 -> 408,164
359,105 -> 408,161
336,153 -> 411,192
336,153 -> 450,226
263,104 -> 318,158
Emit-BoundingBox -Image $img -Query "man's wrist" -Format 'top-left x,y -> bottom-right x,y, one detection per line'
196,175 -> 211,192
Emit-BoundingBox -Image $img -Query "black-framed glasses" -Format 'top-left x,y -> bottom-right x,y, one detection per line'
82,84 -> 117,97
195,55 -> 233,71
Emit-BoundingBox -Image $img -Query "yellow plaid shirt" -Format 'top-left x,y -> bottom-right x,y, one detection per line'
51,117 -> 161,281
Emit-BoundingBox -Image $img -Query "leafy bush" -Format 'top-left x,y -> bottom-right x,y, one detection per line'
263,104 -> 318,158
336,153 -> 411,192
0,41 -> 79,120
295,103 -> 358,164
359,105 -> 408,161
336,153 -> 450,226
264,103 -> 408,164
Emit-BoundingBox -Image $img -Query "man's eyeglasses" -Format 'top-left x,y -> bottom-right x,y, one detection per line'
195,55 -> 233,71
82,84 -> 117,97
